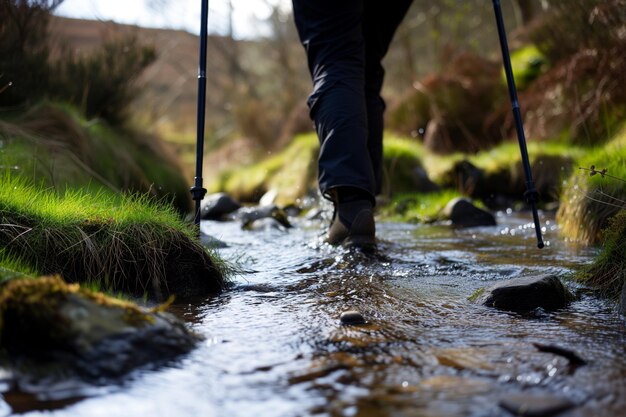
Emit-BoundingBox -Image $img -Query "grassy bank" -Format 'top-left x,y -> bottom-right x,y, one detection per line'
0,176 -> 226,300
0,102 -> 192,214
557,126 -> 626,245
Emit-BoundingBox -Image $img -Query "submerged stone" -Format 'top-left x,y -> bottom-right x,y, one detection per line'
499,393 -> 576,417
0,276 -> 200,383
473,275 -> 574,312
239,205 -> 292,229
442,197 -> 496,228
201,193 -> 241,220
340,310 -> 366,325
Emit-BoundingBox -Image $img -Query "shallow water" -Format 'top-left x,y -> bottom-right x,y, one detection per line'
3,209 -> 626,417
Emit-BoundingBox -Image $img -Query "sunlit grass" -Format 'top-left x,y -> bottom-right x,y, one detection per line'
0,175 -> 226,298
558,125 -> 626,244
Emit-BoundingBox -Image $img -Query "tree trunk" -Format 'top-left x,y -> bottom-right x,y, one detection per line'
515,0 -> 536,25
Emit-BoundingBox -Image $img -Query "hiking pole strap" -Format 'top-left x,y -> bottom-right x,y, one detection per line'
492,0 -> 544,249
191,0 -> 210,227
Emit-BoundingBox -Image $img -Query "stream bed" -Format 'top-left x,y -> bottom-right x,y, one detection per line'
2,210 -> 625,417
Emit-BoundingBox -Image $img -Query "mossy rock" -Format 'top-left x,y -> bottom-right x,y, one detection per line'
0,276 -> 200,380
381,189 -> 462,223
433,140 -> 580,206
557,126 -> 626,244
381,136 -> 438,196
209,133 -> 319,205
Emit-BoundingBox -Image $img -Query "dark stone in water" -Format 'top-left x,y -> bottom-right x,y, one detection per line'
201,193 -> 241,220
499,393 -> 576,417
443,197 -> 496,228
474,275 -> 573,312
340,310 -> 366,325
239,205 -> 292,229
201,233 -> 228,248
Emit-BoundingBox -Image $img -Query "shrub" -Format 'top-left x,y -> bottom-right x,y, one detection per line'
0,0 -> 62,107
50,36 -> 156,125
387,51 -> 507,154
520,0 -> 626,143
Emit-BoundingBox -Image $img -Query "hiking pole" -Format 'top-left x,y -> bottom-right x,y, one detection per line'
190,0 -> 210,227
492,0 -> 544,249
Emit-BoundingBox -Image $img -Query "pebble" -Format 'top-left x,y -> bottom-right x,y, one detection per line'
340,310 -> 366,325
499,393 -> 576,417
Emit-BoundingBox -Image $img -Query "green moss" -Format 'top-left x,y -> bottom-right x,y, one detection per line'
0,175 -> 227,299
506,45 -> 547,90
381,135 -> 438,196
558,126 -> 626,244
380,189 -> 462,223
468,287 -> 486,302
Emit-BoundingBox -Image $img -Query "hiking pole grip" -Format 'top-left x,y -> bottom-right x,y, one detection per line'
191,0 -> 210,228
492,0 -> 544,249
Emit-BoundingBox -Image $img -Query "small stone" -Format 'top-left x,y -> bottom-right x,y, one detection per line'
499,393 -> 575,417
443,197 -> 496,228
201,193 -> 241,220
239,205 -> 291,229
340,310 -> 366,325
473,275 -> 573,312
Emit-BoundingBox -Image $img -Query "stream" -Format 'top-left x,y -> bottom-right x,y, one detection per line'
2,208 -> 625,416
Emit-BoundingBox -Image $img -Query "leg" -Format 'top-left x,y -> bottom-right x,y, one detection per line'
363,1 -> 413,194
292,0 -> 375,202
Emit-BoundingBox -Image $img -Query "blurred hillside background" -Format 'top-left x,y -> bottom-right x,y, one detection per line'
3,1 -> 544,168
1,0 -> 625,213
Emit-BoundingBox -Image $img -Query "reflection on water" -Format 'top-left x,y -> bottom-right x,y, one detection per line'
4,211 -> 625,417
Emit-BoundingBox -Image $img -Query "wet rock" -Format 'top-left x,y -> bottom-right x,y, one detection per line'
533,343 -> 587,366
239,205 -> 291,229
304,207 -> 324,221
499,393 -> 576,417
259,189 -> 278,206
0,277 -> 200,382
340,310 -> 366,325
200,233 -> 228,248
283,204 -> 302,218
442,197 -> 497,227
434,347 -> 496,371
243,217 -> 288,231
474,275 -> 574,312
201,193 -> 241,220
449,160 -> 485,195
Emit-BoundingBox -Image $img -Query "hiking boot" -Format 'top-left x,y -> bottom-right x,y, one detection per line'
326,198 -> 376,248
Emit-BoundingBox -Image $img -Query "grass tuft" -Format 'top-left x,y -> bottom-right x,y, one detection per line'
0,175 -> 226,300
557,126 -> 626,244
577,210 -> 626,299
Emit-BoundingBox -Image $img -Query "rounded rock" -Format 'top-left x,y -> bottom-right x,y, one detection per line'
340,310 -> 366,325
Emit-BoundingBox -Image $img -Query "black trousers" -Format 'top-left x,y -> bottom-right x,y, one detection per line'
293,0 -> 412,201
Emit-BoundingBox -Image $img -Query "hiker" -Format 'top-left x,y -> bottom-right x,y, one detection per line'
292,0 -> 413,247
